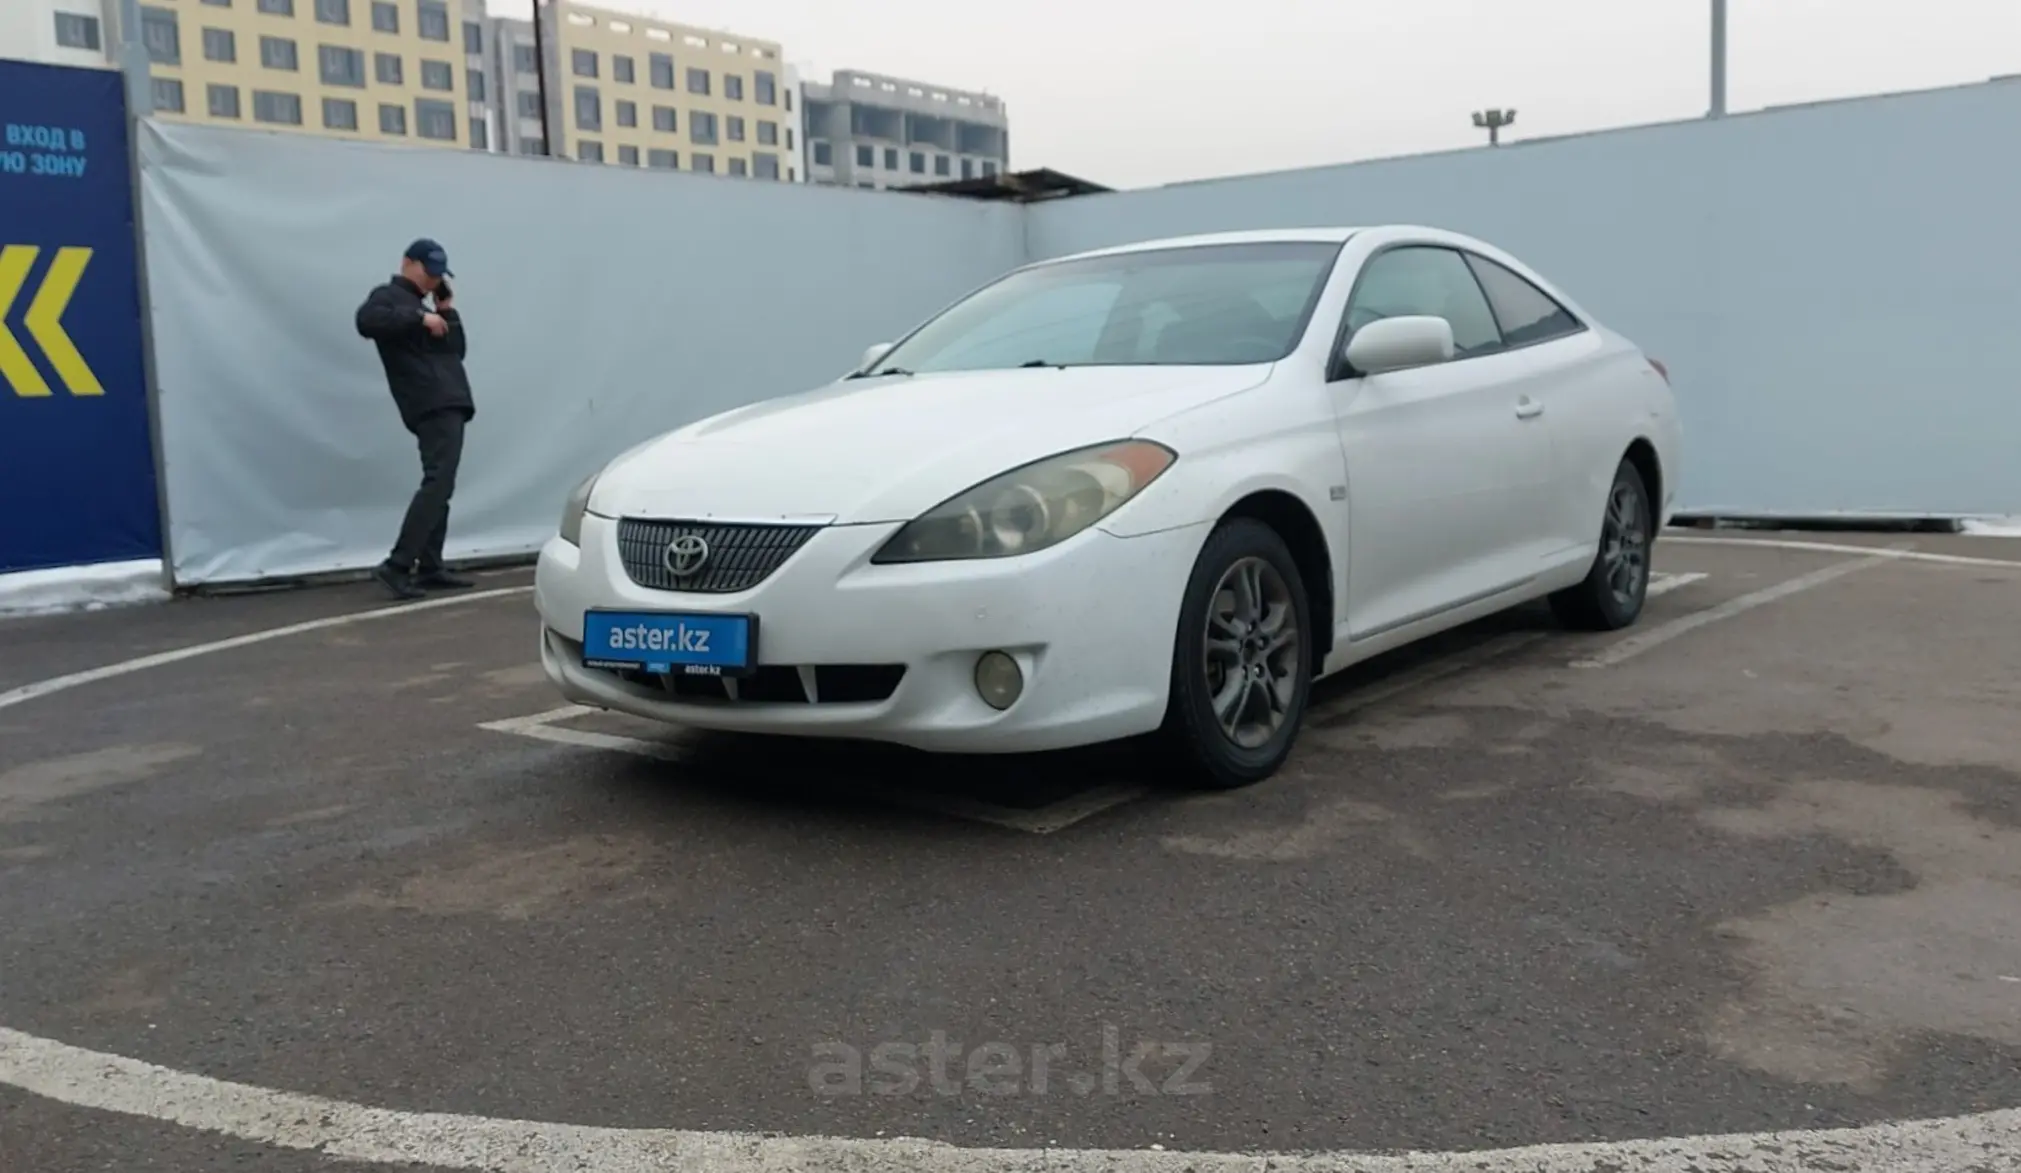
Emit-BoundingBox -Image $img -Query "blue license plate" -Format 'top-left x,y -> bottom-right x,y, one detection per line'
581,610 -> 758,677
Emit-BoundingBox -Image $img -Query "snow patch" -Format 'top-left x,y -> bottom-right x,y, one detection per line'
1960,517 -> 2021,538
0,559 -> 169,619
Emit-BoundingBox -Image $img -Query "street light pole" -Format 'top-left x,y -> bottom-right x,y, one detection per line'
1471,108 -> 1516,147
1709,0 -> 1728,117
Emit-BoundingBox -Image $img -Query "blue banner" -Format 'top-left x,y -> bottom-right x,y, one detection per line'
0,59 -> 161,575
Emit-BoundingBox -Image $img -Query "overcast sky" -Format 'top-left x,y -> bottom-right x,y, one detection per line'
491,0 -> 2021,189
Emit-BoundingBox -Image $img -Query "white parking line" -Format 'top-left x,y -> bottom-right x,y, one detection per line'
477,705 -> 1147,835
1665,533 -> 2021,570
1572,554 -> 1892,669
1647,570 -> 1708,596
0,1024 -> 2013,1172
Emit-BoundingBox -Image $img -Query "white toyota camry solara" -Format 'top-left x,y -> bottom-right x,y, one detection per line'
535,225 -> 1681,788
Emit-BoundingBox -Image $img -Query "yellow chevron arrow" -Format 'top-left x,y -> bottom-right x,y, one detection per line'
0,245 -> 51,398
25,246 -> 103,397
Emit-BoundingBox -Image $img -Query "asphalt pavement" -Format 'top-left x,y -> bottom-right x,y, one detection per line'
1,531 -> 2019,1171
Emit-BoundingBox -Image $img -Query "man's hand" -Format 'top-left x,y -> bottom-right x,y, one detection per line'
422,311 -> 448,337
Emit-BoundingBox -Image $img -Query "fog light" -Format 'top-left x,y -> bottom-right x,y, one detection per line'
974,650 -> 1023,711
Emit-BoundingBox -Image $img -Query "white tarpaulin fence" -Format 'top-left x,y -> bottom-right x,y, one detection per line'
138,80 -> 2021,587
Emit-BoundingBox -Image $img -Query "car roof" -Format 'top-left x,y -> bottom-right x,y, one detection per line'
1047,227 -> 1367,263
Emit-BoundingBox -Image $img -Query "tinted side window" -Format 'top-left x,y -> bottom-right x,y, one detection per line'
1462,254 -> 1583,347
1345,246 -> 1501,357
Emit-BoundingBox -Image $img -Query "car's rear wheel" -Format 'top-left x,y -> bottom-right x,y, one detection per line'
1156,518 -> 1313,789
1549,457 -> 1653,631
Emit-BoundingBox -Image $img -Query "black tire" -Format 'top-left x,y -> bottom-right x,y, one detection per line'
1549,457 -> 1654,631
1155,517 -> 1314,789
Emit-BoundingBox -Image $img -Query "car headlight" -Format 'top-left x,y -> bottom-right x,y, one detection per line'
558,472 -> 598,547
870,439 -> 1176,564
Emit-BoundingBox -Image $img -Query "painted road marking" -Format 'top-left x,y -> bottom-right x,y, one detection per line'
0,1025 -> 2015,1172
1665,533 -> 2021,570
1573,554 -> 1893,669
1647,570 -> 1708,596
479,704 -> 1148,835
0,585 -> 534,714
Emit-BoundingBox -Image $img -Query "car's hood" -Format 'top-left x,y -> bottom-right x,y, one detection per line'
589,365 -> 1270,524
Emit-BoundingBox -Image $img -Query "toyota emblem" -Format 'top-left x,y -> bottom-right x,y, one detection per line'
664,534 -> 710,577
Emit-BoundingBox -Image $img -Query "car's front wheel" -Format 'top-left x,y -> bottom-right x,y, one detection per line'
1157,518 -> 1313,789
1549,456 -> 1654,631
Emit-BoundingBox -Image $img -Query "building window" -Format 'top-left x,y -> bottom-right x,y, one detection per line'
469,117 -> 488,149
577,140 -> 603,162
415,97 -> 456,140
573,85 -> 600,131
55,12 -> 102,51
728,156 -> 747,177
615,99 -> 636,128
314,0 -> 348,26
961,157 -> 973,179
202,0 -> 230,6
520,136 -> 546,155
416,0 -> 448,41
649,53 -> 674,89
854,144 -> 872,167
685,67 -> 708,95
320,44 -> 366,87
516,90 -> 541,118
420,59 -> 453,91
756,120 -> 777,146
257,0 -> 292,12
691,152 -> 714,173
140,7 -> 179,65
370,1 -> 396,32
981,160 -> 997,177
612,55 -> 634,83
753,152 -> 779,180
908,151 -> 925,174
786,127 -> 793,149
810,140 -> 831,165
202,27 -> 235,62
467,69 -> 486,100
882,146 -> 897,170
323,96 -> 358,129
724,74 -> 742,101
651,105 -> 675,132
150,77 -> 185,113
934,154 -> 950,176
374,52 -> 401,84
647,148 -> 677,169
462,20 -> 482,53
618,144 -> 639,165
260,36 -> 297,70
379,103 -> 406,134
252,90 -> 303,125
513,42 -> 537,72
207,83 -> 240,118
689,110 -> 716,145
725,115 -> 745,142
783,88 -> 791,112
753,70 -> 776,105
571,48 -> 597,78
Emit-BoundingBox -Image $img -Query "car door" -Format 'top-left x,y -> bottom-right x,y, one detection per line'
1458,250 -> 1611,558
1330,245 -> 1558,641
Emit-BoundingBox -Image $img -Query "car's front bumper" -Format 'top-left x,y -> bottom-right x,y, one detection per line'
533,515 -> 1208,753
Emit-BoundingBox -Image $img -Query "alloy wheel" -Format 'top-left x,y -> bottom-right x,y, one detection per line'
1202,556 -> 1302,750
1601,477 -> 1650,609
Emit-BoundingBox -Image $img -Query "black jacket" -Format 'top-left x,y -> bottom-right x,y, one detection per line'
355,274 -> 474,429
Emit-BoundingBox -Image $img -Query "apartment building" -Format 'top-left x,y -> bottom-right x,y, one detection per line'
803,70 -> 1008,190
4,0 -> 120,70
486,0 -> 801,180
89,0 -> 495,149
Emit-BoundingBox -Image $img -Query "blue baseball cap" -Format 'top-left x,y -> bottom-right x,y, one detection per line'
404,237 -> 453,278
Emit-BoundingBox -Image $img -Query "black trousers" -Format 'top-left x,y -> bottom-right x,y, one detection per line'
388,408 -> 467,573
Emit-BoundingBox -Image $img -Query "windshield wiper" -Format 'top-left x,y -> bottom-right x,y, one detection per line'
1018,359 -> 1070,369
848,366 -> 914,379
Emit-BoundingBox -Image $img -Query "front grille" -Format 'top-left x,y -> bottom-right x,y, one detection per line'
663,664 -> 906,704
615,518 -> 821,594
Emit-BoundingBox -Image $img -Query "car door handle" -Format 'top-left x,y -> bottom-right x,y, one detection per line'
1515,398 -> 1544,420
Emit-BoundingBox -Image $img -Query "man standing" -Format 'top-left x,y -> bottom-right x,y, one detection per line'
355,238 -> 476,600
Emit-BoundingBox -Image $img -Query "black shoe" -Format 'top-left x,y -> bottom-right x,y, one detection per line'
373,561 -> 427,600
414,567 -> 475,590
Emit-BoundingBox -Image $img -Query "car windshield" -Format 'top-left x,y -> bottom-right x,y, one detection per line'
862,241 -> 1343,375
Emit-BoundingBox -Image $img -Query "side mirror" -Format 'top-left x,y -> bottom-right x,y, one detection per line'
1341,315 -> 1455,376
860,342 -> 894,369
